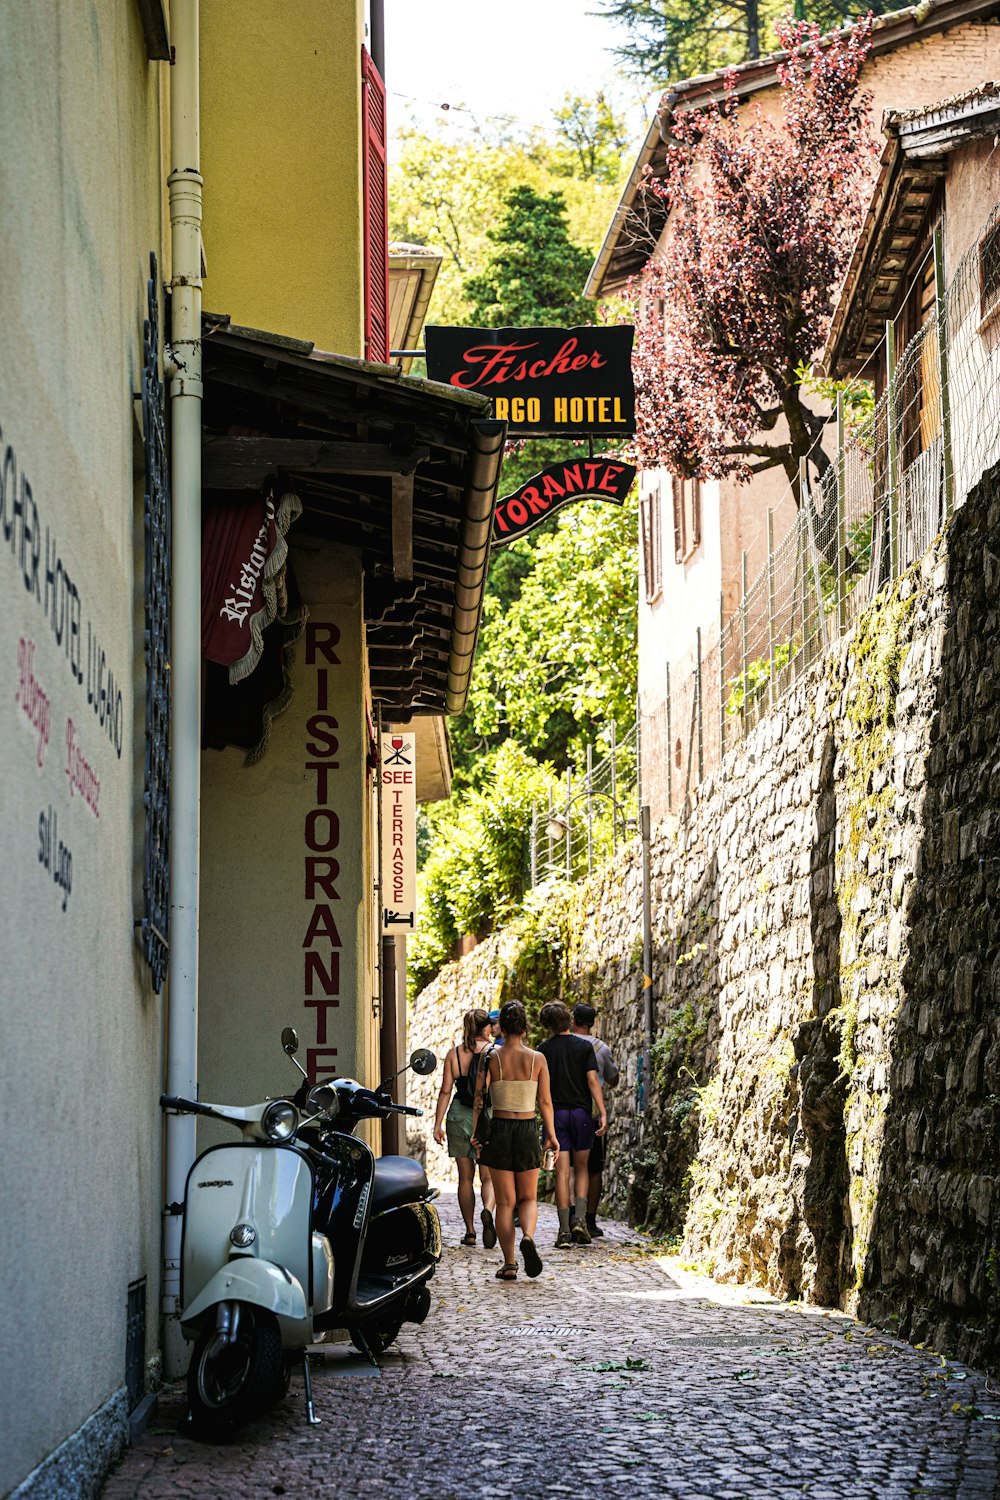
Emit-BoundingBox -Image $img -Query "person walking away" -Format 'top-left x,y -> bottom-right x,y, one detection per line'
433,1008 -> 498,1247
571,1002 -> 619,1239
471,1000 -> 558,1281
538,1001 -> 607,1247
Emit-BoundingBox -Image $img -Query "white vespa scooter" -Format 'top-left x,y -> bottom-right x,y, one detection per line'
161,1032 -> 439,1435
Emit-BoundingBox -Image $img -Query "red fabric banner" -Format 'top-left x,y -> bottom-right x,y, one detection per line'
201,488 -> 302,681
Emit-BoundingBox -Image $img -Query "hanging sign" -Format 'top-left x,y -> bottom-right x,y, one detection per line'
493,456 -> 636,547
424,324 -> 635,436
380,732 -> 417,934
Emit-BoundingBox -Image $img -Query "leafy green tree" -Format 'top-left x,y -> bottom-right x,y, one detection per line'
459,493 -> 638,778
598,0 -> 908,82
550,91 -> 631,185
463,185 -> 594,328
408,742 -> 558,992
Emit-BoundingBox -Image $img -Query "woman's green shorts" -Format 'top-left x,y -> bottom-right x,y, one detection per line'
445,1100 -> 476,1160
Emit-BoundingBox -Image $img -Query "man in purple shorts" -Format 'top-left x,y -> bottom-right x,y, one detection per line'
538,1001 -> 607,1246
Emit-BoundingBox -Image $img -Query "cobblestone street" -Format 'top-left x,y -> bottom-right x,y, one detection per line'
103,1195 -> 1000,1500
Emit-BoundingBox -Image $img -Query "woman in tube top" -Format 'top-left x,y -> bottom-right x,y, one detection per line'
471,999 -> 559,1281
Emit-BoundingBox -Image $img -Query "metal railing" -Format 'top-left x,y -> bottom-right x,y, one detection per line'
527,719 -> 640,885
642,201 -> 1000,818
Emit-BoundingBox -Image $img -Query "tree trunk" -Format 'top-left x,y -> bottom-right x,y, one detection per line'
745,0 -> 761,60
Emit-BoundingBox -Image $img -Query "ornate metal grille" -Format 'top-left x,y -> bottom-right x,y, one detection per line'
139,252 -> 170,993
125,1278 -> 147,1413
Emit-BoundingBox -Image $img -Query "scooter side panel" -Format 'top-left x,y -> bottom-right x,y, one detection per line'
183,1144 -> 315,1315
310,1133 -> 374,1313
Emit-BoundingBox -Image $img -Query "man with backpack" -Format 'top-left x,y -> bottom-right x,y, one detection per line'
538,1001 -> 607,1247
571,1002 -> 619,1239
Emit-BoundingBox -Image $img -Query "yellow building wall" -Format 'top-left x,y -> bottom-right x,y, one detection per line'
200,0 -> 365,355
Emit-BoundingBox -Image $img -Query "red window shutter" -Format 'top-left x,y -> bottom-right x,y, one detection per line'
361,47 -> 389,363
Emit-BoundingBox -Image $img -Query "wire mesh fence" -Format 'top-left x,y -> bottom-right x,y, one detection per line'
527,720 -> 640,886
641,201 -> 1000,814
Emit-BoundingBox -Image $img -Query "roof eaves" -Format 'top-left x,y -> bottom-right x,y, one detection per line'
586,0 -> 1000,299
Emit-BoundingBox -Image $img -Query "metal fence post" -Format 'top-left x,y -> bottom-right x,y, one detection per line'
530,800 -> 537,887
933,223 -> 954,520
665,663 -> 672,815
547,786 -> 554,876
718,593 -> 726,765
586,743 -> 594,875
610,718 -> 618,851
801,458 -> 829,655
886,317 -> 899,581
740,549 -> 749,734
836,391 -> 847,634
565,768 -> 572,879
767,508 -> 776,709
695,625 -> 704,784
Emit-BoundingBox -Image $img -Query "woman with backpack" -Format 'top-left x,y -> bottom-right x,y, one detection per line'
433,1007 -> 498,1248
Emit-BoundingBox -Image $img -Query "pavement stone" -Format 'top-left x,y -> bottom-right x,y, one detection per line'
101,1194 -> 1000,1499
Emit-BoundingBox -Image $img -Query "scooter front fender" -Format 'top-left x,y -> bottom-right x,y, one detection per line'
181,1260 -> 309,1342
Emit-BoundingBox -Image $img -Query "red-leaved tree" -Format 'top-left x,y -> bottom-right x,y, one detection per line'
631,17 -> 875,501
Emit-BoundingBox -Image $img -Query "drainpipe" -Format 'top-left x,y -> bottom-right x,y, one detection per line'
163,0 -> 203,1378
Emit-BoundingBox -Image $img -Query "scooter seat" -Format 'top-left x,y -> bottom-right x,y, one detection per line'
371,1154 -> 429,1213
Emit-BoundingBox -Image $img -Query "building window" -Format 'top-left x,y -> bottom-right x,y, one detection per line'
980,219 -> 1000,323
672,476 -> 701,563
139,253 -> 170,995
640,483 -> 662,602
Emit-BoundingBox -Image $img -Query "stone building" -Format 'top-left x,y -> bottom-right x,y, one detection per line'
586,0 -> 1000,821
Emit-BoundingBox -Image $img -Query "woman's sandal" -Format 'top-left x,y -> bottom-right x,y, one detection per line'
461,1231 -> 476,1246
495,1262 -> 518,1281
520,1237 -> 543,1278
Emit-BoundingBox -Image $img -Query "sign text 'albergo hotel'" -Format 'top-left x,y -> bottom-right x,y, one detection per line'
424,325 -> 635,437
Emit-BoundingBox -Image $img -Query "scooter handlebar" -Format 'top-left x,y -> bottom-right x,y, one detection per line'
393,1104 -> 423,1116
160,1094 -> 214,1116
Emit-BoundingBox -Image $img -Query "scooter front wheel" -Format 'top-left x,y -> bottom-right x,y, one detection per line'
187,1305 -> 285,1436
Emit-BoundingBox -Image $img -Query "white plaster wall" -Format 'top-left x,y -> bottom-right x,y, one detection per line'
0,3 -> 166,1490
199,541 -> 380,1149
638,471 -> 722,703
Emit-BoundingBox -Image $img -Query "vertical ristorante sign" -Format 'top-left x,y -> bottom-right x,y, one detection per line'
424,325 -> 635,438
380,732 -> 417,934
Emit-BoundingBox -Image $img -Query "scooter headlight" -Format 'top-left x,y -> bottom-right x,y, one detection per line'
261,1099 -> 298,1141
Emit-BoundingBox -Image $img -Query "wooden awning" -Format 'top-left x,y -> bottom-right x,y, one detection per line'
201,317 -> 506,716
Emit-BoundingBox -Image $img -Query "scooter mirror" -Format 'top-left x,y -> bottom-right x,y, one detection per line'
281,1027 -> 300,1056
308,1083 -> 339,1118
409,1048 -> 437,1076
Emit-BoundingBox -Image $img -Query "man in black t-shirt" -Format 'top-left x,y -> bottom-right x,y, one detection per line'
538,1001 -> 607,1247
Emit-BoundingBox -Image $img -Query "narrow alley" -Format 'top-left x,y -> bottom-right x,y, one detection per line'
103,1196 -> 1000,1500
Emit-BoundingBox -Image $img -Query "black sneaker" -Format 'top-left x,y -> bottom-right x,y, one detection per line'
586,1216 -> 604,1239
481,1208 -> 498,1250
570,1219 -> 592,1245
554,1227 -> 573,1249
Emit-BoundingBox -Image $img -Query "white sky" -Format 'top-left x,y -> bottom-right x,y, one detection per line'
382,0 -> 654,148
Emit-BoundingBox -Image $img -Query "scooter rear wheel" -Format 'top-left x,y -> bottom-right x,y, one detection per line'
349,1311 -> 404,1357
187,1305 -> 285,1436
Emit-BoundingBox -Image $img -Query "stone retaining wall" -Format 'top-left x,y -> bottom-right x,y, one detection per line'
410,463 -> 1000,1371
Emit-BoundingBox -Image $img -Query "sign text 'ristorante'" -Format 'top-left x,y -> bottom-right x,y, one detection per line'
424,325 -> 635,437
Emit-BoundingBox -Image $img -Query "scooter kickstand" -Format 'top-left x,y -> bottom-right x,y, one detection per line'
352,1327 -> 380,1369
302,1353 -> 321,1426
